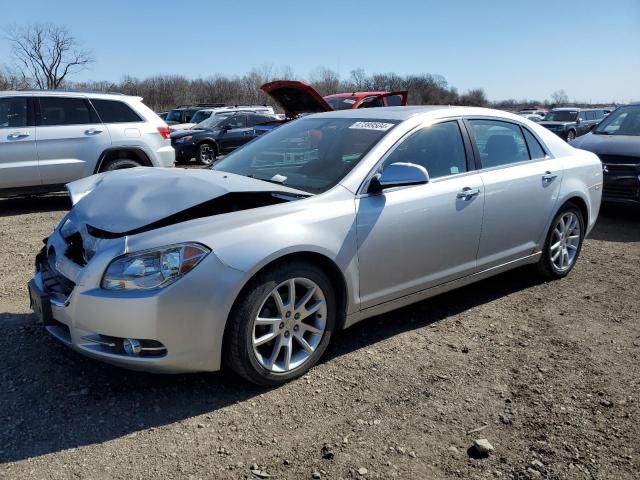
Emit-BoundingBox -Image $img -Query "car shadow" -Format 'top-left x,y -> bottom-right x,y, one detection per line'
588,204 -> 640,243
0,267 -> 545,464
0,193 -> 71,217
325,266 -> 544,361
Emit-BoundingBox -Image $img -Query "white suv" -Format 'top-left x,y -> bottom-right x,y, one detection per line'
0,91 -> 175,195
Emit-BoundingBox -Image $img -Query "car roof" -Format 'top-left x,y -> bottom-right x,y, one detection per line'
305,105 -> 531,122
552,107 -> 604,112
0,90 -> 142,101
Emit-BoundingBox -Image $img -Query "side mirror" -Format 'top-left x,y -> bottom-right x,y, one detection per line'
369,162 -> 429,194
576,118 -> 582,124
221,125 -> 232,131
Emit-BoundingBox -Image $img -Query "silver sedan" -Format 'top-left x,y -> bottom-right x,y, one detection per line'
29,106 -> 603,385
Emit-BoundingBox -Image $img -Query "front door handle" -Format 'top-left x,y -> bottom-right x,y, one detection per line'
542,171 -> 558,183
8,132 -> 30,139
85,128 -> 104,135
456,187 -> 480,200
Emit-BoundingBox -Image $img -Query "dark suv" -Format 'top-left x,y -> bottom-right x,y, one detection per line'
170,112 -> 278,165
571,104 -> 640,204
539,108 -> 607,141
164,103 -> 224,125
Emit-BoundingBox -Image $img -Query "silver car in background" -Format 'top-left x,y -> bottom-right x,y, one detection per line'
0,91 -> 174,195
29,106 -> 603,385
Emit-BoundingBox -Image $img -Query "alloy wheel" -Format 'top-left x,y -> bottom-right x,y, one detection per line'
199,144 -> 215,165
549,211 -> 581,271
252,277 -> 327,373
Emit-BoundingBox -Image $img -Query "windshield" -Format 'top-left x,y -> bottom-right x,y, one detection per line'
212,117 -> 398,194
544,111 -> 578,122
594,106 -> 640,136
196,113 -> 233,129
190,110 -> 213,124
324,97 -> 357,110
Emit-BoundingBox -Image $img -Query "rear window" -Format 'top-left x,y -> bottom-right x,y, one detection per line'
91,99 -> 142,123
385,95 -> 404,106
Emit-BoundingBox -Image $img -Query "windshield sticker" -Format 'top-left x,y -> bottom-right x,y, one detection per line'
343,99 -> 356,104
349,121 -> 394,131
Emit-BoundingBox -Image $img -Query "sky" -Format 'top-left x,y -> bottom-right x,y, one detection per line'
1,0 -> 638,103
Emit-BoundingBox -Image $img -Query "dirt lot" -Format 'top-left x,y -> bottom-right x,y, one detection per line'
0,195 -> 638,480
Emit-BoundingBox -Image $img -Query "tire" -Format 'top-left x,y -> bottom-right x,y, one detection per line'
196,142 -> 216,166
101,158 -> 143,171
223,262 -> 336,386
535,203 -> 585,279
566,130 -> 576,142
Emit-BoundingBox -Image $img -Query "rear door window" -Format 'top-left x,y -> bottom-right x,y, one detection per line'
38,97 -> 97,126
468,119 -> 530,168
91,99 -> 142,123
0,97 -> 29,128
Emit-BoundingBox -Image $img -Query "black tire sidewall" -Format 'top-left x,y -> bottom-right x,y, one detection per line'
102,158 -> 142,171
225,263 -> 336,386
540,204 -> 585,278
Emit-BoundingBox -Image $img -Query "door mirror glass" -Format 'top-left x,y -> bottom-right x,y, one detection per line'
369,162 -> 429,193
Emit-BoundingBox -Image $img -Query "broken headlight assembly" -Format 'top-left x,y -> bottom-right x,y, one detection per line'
102,243 -> 210,291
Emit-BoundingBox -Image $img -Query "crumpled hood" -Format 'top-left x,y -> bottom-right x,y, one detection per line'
67,168 -> 308,235
570,132 -> 640,158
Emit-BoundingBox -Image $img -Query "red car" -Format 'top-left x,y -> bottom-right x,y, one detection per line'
261,80 -> 408,118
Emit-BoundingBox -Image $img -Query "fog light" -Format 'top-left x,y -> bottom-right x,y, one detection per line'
123,338 -> 142,356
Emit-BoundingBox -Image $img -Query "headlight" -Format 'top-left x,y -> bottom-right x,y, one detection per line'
102,243 -> 210,291
174,135 -> 193,144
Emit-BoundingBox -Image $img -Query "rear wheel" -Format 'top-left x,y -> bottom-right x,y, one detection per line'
197,142 -> 216,166
536,203 -> 584,279
101,158 -> 143,171
223,262 -> 336,386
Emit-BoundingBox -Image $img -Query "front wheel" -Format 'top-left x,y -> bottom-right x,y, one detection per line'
197,143 -> 216,165
566,130 -> 576,142
223,263 -> 336,386
536,203 -> 585,279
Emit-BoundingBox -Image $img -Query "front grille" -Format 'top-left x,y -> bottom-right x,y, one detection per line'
603,163 -> 637,175
36,248 -> 75,299
599,154 -> 640,167
603,184 -> 639,200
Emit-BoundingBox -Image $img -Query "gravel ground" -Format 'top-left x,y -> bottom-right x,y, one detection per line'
0,194 -> 638,480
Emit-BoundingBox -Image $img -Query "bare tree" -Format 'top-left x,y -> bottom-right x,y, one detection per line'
5,23 -> 94,89
551,89 -> 569,106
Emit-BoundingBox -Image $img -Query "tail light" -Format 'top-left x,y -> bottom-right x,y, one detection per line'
157,126 -> 171,139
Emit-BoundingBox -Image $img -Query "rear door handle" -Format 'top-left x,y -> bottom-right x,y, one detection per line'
85,128 -> 104,135
456,187 -> 480,200
542,171 -> 558,183
8,132 -> 30,139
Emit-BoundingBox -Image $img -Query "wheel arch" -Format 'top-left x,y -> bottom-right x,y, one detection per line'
95,147 -> 153,173
563,195 -> 589,227
224,251 -> 350,340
